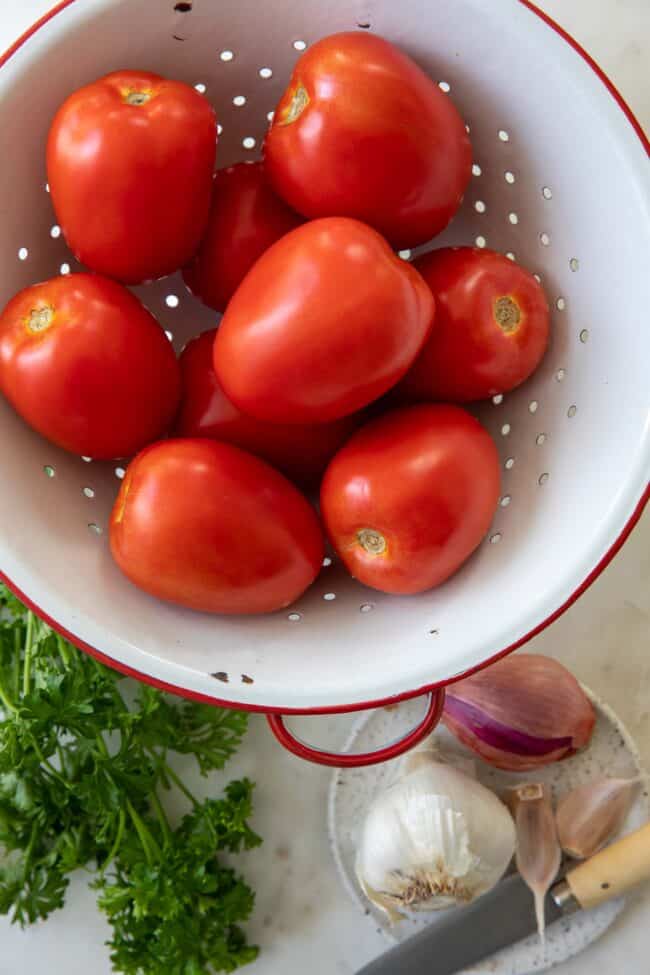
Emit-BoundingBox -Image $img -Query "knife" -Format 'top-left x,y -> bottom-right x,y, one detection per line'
357,821 -> 650,974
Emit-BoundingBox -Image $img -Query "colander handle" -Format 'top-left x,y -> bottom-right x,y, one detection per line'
266,688 -> 446,768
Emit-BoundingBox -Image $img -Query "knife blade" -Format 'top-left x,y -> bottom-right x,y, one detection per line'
356,873 -> 561,975
356,821 -> 650,975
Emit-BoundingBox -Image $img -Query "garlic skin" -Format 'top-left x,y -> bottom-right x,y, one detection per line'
443,654 -> 596,771
355,755 -> 516,921
557,777 -> 641,860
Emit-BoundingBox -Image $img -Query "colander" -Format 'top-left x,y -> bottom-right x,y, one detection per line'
0,0 -> 648,768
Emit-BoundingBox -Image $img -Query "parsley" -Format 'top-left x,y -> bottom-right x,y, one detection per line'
0,583 -> 260,973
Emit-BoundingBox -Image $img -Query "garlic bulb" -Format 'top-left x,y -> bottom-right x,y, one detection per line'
355,752 -> 516,921
556,777 -> 641,859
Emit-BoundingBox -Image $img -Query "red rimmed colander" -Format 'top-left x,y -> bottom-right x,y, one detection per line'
0,0 -> 647,767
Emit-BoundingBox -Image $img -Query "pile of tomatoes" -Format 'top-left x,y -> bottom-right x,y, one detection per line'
0,32 -> 550,616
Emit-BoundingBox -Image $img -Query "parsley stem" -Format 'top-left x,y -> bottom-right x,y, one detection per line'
118,728 -> 132,759
28,734 -> 71,788
12,627 -> 20,699
161,761 -> 199,807
22,612 -> 35,696
0,675 -> 17,714
95,733 -> 110,759
126,800 -> 161,866
23,822 -> 39,878
151,791 -> 172,845
56,635 -> 71,667
100,808 -> 126,874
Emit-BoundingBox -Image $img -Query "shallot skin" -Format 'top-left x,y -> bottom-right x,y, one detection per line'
443,654 -> 595,771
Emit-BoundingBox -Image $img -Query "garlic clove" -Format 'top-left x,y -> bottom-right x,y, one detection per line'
556,777 -> 641,860
355,754 -> 515,921
443,654 -> 595,771
508,783 -> 561,944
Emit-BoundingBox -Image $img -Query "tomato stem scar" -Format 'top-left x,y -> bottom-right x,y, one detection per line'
493,296 -> 521,333
125,91 -> 152,106
357,528 -> 387,556
27,306 -> 54,334
280,85 -> 309,125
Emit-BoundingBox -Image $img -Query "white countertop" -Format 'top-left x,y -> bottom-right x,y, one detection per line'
0,2 -> 648,973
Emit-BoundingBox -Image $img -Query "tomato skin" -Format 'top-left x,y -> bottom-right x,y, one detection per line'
0,273 -> 180,459
400,248 -> 550,402
213,217 -> 435,424
183,162 -> 304,312
47,71 -> 217,284
176,329 -> 359,485
320,405 -> 500,595
264,32 -> 472,248
110,439 -> 324,614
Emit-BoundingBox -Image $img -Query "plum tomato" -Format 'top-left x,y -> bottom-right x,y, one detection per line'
400,247 -> 550,402
47,70 -> 217,284
110,439 -> 325,614
264,32 -> 472,248
0,273 -> 180,459
320,404 -> 500,594
213,217 -> 435,424
183,162 -> 304,312
175,329 -> 359,485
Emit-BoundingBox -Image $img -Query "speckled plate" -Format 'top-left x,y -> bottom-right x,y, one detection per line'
328,686 -> 649,975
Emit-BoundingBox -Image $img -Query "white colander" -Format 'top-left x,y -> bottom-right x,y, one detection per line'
0,0 -> 648,767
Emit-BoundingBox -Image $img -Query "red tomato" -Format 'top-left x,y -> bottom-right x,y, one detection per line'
213,217 -> 435,424
400,248 -> 550,402
47,71 -> 217,284
0,273 -> 180,459
176,329 -> 358,485
264,32 -> 472,248
110,439 -> 324,614
320,405 -> 500,594
183,162 -> 304,312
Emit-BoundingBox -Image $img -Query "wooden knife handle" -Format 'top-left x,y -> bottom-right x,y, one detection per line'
566,821 -> 650,909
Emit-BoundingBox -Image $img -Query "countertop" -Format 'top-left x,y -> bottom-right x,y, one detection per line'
0,1 -> 648,973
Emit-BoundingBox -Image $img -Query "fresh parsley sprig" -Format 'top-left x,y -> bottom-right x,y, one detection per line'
0,583 -> 260,973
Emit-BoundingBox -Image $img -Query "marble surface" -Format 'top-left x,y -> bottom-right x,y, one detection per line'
0,1 -> 648,973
